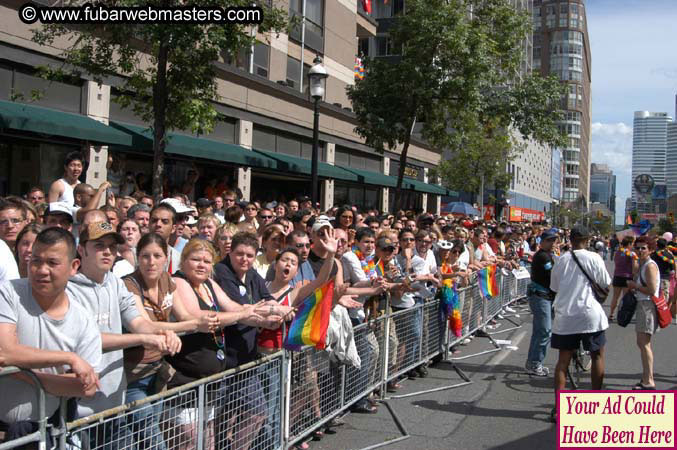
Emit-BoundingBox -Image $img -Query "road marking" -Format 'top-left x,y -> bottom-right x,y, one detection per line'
487,330 -> 527,368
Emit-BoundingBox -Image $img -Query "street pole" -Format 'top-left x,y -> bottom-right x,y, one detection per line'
311,97 -> 320,207
478,174 -> 484,218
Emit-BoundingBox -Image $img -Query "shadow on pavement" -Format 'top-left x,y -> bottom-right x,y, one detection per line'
411,398 -> 552,423
487,428 -> 557,450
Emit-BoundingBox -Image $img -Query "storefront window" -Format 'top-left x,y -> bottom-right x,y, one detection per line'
0,139 -> 79,197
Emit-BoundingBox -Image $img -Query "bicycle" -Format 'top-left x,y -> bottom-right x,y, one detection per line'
565,343 -> 591,389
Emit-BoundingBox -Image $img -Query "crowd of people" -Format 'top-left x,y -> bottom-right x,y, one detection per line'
6,151 -> 668,448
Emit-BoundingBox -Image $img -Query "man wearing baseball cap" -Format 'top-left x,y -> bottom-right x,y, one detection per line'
524,228 -> 559,377
67,222 -> 182,425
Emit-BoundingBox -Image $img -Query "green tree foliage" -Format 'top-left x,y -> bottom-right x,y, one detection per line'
32,1 -> 287,199
348,0 -> 565,209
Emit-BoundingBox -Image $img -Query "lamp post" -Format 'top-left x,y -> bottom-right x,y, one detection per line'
308,56 -> 328,208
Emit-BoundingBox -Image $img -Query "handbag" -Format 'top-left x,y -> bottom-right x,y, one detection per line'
617,291 -> 637,327
570,250 -> 609,304
639,263 -> 671,328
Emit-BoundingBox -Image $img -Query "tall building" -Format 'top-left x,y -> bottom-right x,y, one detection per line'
667,100 -> 677,197
532,0 -> 591,207
632,111 -> 672,213
0,0 -> 449,212
589,163 -> 615,214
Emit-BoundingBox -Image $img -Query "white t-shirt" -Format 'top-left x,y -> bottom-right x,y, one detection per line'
416,248 -> 438,275
0,279 -> 102,422
550,249 -> 611,335
0,239 -> 19,282
458,247 -> 470,270
474,243 -> 495,261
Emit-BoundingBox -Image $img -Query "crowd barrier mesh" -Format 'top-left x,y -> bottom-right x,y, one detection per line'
2,271 -> 530,450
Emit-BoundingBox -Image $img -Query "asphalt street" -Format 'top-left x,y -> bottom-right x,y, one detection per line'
312,260 -> 677,450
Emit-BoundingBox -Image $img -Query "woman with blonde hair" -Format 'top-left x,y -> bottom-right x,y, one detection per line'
167,238 -> 273,450
254,225 -> 285,279
214,222 -> 238,260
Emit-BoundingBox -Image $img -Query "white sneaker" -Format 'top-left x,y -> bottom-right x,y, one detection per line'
525,362 -> 549,377
505,306 -> 516,313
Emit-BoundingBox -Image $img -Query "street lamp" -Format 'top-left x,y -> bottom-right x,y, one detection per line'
308,56 -> 328,208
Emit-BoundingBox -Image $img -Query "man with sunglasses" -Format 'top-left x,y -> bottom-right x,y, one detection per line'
288,230 -> 315,287
257,208 -> 275,228
549,225 -> 610,422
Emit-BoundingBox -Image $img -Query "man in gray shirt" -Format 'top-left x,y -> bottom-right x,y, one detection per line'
0,228 -> 101,431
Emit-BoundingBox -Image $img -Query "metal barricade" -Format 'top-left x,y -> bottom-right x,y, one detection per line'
0,367 -> 47,450
485,271 -> 504,319
59,353 -> 285,450
13,268 -> 533,450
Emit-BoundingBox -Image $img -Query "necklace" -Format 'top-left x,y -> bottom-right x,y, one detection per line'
656,250 -> 675,264
353,247 -> 377,280
619,247 -> 638,261
199,283 -> 225,361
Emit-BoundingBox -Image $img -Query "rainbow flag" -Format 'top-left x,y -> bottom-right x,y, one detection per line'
283,280 -> 334,351
375,259 -> 386,278
439,281 -> 462,337
478,265 -> 500,299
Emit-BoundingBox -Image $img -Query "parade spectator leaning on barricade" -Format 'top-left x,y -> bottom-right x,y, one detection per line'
608,235 -> 637,321
13,223 -> 44,279
0,228 -> 101,446
121,233 -> 220,449
550,225 -> 610,423
213,231 -> 294,450
48,151 -> 83,205
626,236 -> 660,390
288,230 -> 315,287
66,221 -> 184,446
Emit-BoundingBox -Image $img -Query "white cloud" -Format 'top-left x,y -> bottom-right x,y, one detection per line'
590,122 -> 632,137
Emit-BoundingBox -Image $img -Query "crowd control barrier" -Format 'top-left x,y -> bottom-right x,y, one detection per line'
2,269 -> 530,450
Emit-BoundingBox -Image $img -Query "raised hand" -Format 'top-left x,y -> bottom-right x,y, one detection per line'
337,295 -> 361,309
322,227 -> 338,254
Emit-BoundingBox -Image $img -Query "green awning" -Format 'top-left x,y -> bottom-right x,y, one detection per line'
0,100 -> 133,146
252,149 -> 349,179
338,167 -> 397,187
403,178 -> 449,196
110,122 -> 272,167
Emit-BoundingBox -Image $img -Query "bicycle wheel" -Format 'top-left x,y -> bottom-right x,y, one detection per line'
575,349 -> 592,372
567,361 -> 579,390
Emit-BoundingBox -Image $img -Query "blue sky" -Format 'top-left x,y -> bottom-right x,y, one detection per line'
586,0 -> 677,223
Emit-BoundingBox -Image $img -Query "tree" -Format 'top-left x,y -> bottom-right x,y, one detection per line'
32,1 -> 287,200
348,0 -> 565,210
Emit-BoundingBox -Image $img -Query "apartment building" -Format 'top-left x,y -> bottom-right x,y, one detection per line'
0,0 -> 447,212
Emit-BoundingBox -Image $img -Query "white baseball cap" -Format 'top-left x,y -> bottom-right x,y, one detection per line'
160,198 -> 192,214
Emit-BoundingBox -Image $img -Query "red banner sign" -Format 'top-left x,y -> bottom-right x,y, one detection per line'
509,206 -> 544,222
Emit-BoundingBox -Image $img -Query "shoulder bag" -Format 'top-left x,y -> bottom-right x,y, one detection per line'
640,264 -> 672,328
617,290 -> 637,327
570,250 -> 609,304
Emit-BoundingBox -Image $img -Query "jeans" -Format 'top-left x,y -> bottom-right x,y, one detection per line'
526,294 -> 552,366
126,374 -> 167,450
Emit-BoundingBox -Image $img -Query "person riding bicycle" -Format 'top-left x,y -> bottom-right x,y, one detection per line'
549,225 -> 611,422
525,228 -> 559,377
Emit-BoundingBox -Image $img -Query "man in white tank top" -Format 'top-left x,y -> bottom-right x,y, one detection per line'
48,151 -> 84,206
626,236 -> 660,390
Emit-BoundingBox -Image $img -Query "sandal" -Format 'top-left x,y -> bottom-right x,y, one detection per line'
294,441 -> 310,450
312,430 -> 324,440
633,382 -> 656,390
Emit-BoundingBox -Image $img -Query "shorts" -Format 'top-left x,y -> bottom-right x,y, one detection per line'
635,300 -> 658,335
612,276 -> 631,288
551,330 -> 606,352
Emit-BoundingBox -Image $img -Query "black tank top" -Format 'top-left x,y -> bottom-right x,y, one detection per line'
167,273 -> 226,386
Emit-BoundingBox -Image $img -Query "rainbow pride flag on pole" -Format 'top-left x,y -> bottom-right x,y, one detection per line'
284,280 -> 334,351
375,259 -> 386,278
478,265 -> 500,299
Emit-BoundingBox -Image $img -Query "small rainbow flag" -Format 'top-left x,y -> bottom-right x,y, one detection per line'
375,259 -> 386,278
283,280 -> 334,351
478,265 -> 500,299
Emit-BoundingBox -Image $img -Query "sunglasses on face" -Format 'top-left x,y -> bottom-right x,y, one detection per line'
296,243 -> 311,249
400,237 -> 415,242
259,215 -> 273,219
